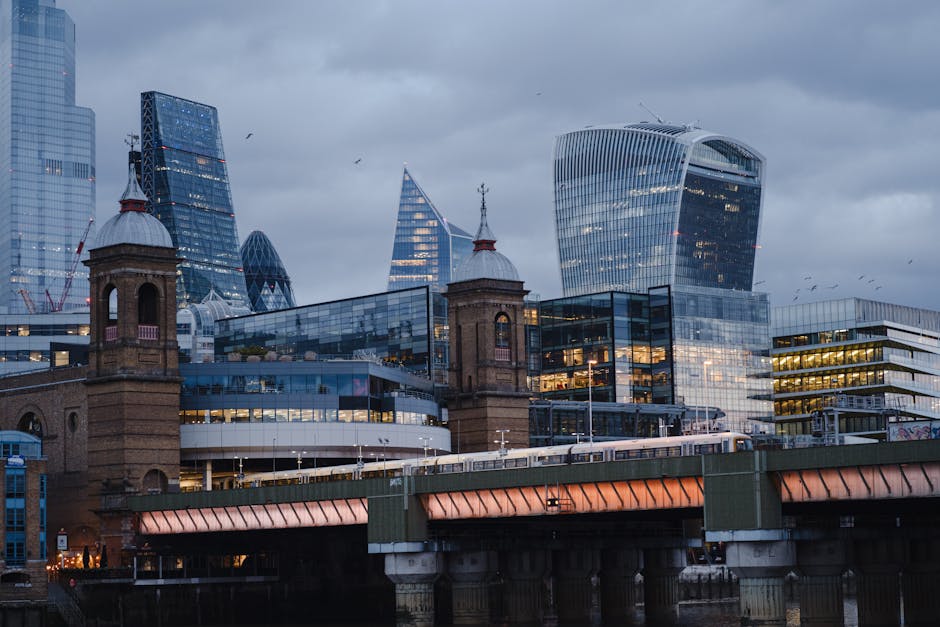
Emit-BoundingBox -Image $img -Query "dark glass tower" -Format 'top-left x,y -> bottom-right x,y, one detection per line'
240,230 -> 296,312
140,91 -> 248,308
387,167 -> 474,291
0,0 -> 95,314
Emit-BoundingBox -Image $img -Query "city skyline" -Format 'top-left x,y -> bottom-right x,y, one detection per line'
60,1 -> 940,311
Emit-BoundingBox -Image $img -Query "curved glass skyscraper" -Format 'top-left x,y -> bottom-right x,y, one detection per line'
240,230 -> 296,312
553,123 -> 764,297
141,91 -> 248,308
0,0 -> 95,314
387,168 -> 473,291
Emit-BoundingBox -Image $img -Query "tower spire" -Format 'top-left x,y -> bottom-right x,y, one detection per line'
119,158 -> 147,212
473,182 -> 496,251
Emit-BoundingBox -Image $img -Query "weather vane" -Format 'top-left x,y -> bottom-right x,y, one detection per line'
124,132 -> 139,152
478,182 -> 489,216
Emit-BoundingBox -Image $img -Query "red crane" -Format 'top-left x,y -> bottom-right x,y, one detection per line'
17,289 -> 37,314
48,216 -> 94,313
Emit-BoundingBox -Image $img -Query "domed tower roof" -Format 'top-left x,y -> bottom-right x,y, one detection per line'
451,183 -> 520,283
93,162 -> 174,250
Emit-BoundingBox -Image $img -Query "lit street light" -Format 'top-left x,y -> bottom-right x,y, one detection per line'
495,429 -> 510,456
587,359 -> 598,444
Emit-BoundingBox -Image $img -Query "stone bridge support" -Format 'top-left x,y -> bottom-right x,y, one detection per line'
795,539 -> 845,627
553,548 -> 599,624
503,549 -> 547,626
852,537 -> 904,627
726,539 -> 795,627
641,546 -> 684,625
447,550 -> 496,626
599,546 -> 640,624
904,537 -> 940,627
384,551 -> 443,627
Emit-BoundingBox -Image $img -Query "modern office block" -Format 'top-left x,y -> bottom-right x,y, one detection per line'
0,312 -> 90,375
0,431 -> 46,603
387,167 -> 474,291
140,91 -> 248,308
0,0 -> 95,314
240,230 -> 296,312
553,123 -> 764,297
214,286 -> 449,385
773,298 -> 940,438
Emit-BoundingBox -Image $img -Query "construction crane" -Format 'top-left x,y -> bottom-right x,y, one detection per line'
16,289 -> 37,314
47,216 -> 94,313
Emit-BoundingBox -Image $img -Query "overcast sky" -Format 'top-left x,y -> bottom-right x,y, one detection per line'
67,1 -> 940,312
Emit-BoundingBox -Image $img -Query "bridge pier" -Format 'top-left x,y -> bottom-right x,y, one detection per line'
852,537 -> 904,627
796,539 -> 845,627
553,548 -> 599,625
384,551 -> 443,627
503,549 -> 548,625
726,539 -> 794,626
599,546 -> 640,624
448,550 -> 495,626
641,546 -> 684,625
902,537 -> 940,627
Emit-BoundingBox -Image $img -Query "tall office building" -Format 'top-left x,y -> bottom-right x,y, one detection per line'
551,123 -> 773,432
387,167 -> 474,291
240,230 -> 296,312
553,123 -> 764,297
0,0 -> 95,314
140,91 -> 248,308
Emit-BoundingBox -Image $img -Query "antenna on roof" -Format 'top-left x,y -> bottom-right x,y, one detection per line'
638,102 -> 665,124
125,132 -> 139,151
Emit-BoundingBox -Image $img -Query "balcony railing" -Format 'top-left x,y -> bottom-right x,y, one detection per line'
495,347 -> 511,361
138,325 -> 159,341
104,326 -> 118,342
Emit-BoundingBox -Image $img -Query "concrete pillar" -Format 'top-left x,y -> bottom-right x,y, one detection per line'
852,538 -> 903,627
384,552 -> 443,627
504,549 -> 547,625
448,550 -> 495,626
599,547 -> 640,624
554,548 -> 599,625
902,537 -> 940,627
641,546 -> 684,625
726,540 -> 795,627
796,540 -> 845,627
203,459 -> 213,491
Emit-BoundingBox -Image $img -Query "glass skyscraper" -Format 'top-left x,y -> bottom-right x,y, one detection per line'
387,167 -> 474,291
240,230 -> 296,312
553,123 -> 764,296
141,91 -> 248,308
0,0 -> 95,314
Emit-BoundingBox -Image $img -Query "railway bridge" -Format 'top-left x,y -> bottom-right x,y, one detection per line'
126,439 -> 940,626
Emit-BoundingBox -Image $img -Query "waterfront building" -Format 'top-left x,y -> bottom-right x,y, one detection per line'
0,0 -> 95,314
240,230 -> 296,312
0,431 -> 46,605
387,167 -> 474,291
772,298 -> 940,438
140,91 -> 248,308
529,400 -> 697,446
553,123 -> 764,296
176,290 -> 251,364
214,286 -> 449,385
179,357 -> 446,490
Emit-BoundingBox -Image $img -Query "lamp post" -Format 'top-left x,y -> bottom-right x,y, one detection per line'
419,436 -> 431,459
378,438 -> 389,476
703,360 -> 713,433
587,359 -> 598,444
291,450 -> 306,471
234,456 -> 245,487
495,429 -> 509,456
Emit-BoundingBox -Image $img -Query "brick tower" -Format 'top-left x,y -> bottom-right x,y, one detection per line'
445,185 -> 530,453
83,161 -> 181,565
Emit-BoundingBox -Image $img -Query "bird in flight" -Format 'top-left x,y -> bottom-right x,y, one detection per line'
858,275 -> 865,280
245,132 -> 253,140
754,280 -> 766,286
810,284 -> 818,291
354,158 -> 362,165
908,259 -> 914,264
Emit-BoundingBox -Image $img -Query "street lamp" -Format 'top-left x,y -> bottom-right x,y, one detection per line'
378,438 -> 390,475
419,436 -> 432,459
495,429 -> 510,456
234,456 -> 245,487
291,450 -> 306,471
356,443 -> 367,470
587,359 -> 598,444
703,360 -> 713,434
572,432 -> 584,444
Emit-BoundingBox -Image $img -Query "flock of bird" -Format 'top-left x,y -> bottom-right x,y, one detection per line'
755,259 -> 914,302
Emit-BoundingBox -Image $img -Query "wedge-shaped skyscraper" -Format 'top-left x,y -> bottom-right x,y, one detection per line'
387,168 -> 473,291
141,91 -> 248,308
554,123 -> 764,296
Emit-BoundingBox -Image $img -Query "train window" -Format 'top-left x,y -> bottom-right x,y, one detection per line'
472,460 -> 505,471
504,458 -> 529,469
694,444 -> 719,455
539,454 -> 567,465
439,463 -> 463,474
571,452 -> 603,464
656,446 -> 681,457
735,438 -> 753,452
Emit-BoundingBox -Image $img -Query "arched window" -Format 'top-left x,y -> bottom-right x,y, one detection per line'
142,469 -> 168,495
103,284 -> 118,342
138,283 -> 159,325
495,313 -> 511,361
18,412 -> 42,438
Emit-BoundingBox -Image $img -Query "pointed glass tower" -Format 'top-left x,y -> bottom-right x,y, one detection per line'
387,167 -> 473,291
240,230 -> 296,312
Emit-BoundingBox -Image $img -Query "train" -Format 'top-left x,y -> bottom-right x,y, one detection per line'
241,431 -> 753,488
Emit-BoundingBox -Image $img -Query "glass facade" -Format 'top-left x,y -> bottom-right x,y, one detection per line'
214,286 -> 450,385
535,290 -> 675,405
240,230 -> 296,312
0,312 -> 89,374
529,400 -> 691,446
0,431 -> 44,567
0,0 -> 95,314
387,168 -> 474,291
553,123 -> 763,297
141,91 -> 248,308
772,298 -> 940,436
